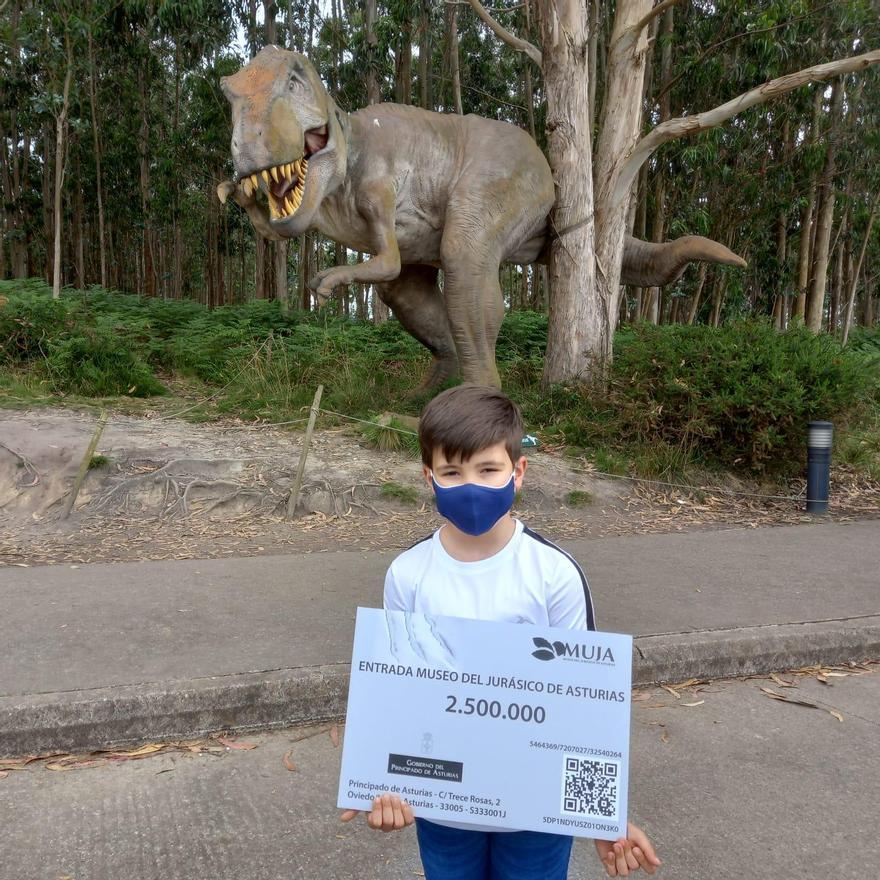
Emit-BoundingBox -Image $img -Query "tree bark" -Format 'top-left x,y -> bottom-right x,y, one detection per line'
842,193 -> 879,345
589,0 -> 653,368
265,1 -> 277,44
805,79 -> 844,332
588,0 -> 599,131
275,240 -> 288,301
537,0 -> 602,385
448,3 -> 463,114
686,263 -> 708,325
396,18 -> 413,104
646,6 -> 674,325
365,0 -> 381,105
87,30 -> 107,289
137,65 -> 156,297
419,1 -> 432,110
52,33 -> 74,299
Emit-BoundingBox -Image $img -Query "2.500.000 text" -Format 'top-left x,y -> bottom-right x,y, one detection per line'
445,695 -> 546,724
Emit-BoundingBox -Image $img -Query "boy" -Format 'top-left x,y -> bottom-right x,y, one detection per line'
341,385 -> 661,879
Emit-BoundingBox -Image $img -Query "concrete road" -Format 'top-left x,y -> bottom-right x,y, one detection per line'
2,670 -> 878,880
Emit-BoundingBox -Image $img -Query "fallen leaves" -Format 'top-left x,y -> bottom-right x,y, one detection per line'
283,750 -> 297,771
0,734 -> 261,778
329,724 -> 340,748
759,687 -> 844,722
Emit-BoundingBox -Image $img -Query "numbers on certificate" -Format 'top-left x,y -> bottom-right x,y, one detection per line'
445,694 -> 546,724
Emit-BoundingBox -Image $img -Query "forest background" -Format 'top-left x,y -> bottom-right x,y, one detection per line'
1,0 -> 879,484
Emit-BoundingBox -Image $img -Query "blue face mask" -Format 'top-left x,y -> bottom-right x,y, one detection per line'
431,472 -> 516,536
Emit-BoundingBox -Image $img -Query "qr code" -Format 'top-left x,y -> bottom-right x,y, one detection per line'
561,756 -> 619,820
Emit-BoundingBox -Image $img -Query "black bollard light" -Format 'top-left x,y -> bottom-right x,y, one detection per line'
806,421 -> 833,514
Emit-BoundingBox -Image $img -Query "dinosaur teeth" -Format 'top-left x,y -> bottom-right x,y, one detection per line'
261,170 -> 270,185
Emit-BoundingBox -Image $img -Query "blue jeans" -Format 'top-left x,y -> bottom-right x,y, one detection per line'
415,819 -> 573,880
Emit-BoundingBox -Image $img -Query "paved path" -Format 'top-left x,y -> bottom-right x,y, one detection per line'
2,671 -> 877,880
1,521 -> 878,755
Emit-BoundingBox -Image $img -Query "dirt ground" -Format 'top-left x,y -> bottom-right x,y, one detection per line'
1,407 -> 877,566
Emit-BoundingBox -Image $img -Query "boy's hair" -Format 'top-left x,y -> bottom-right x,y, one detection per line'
419,385 -> 523,468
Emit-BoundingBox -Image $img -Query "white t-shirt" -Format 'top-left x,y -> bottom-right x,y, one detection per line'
383,519 -> 596,631
382,519 -> 595,833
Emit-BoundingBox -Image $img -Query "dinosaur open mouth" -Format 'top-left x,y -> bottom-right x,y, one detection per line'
239,157 -> 309,221
236,124 -> 329,222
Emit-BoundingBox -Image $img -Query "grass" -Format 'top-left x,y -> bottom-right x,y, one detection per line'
88,455 -> 112,469
360,417 -> 421,456
380,482 -> 421,505
565,490 -> 594,508
2,279 -> 879,488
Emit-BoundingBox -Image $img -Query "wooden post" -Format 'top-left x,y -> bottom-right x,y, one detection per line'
62,410 -> 108,519
287,385 -> 323,518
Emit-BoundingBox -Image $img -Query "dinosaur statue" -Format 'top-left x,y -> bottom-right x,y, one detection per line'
218,46 -> 746,389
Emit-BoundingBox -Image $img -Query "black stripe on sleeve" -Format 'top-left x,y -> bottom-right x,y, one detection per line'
522,526 -> 596,631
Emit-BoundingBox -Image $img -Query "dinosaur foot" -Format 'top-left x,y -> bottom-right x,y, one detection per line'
409,356 -> 459,397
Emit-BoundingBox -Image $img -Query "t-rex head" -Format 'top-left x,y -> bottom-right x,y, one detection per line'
220,46 -> 348,237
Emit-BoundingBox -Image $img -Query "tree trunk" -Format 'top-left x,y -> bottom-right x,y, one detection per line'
137,66 -> 156,297
588,0 -> 599,131
686,263 -> 708,325
73,150 -> 85,288
842,193 -> 879,345
796,90 -> 825,322
255,236 -> 267,299
419,1 -> 432,110
298,232 -> 311,309
538,0 -> 600,385
335,242 -> 346,314
644,6 -> 674,326
87,31 -> 107,288
828,224 -> 845,334
275,240 -> 288,301
805,79 -> 844,332
396,19 -> 413,104
365,0 -> 381,105
588,0 -> 653,374
448,3 -> 463,114
52,34 -> 74,299
265,1 -> 277,44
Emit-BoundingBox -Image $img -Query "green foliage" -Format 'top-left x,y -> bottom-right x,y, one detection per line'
379,482 -> 420,505
0,280 -> 72,364
360,417 -> 421,456
565,490 -> 594,508
2,283 -> 877,481
45,329 -> 166,398
601,322 -> 875,472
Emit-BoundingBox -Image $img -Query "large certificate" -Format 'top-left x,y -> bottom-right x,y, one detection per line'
337,608 -> 632,840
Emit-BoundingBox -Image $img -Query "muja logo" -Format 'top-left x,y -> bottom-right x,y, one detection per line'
531,637 -> 615,664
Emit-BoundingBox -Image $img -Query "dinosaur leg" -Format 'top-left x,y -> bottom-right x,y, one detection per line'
440,225 -> 504,388
376,265 -> 459,391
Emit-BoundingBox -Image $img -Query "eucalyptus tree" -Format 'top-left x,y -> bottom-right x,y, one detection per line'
466,0 -> 879,384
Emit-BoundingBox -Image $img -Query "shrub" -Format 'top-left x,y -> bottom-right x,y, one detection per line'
604,321 -> 875,472
45,330 -> 166,397
0,282 -> 72,364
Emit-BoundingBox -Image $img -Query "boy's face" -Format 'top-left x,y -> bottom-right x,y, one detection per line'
424,441 -> 527,492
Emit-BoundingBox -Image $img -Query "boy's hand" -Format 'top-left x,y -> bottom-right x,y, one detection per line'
595,822 -> 661,876
340,794 -> 415,832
